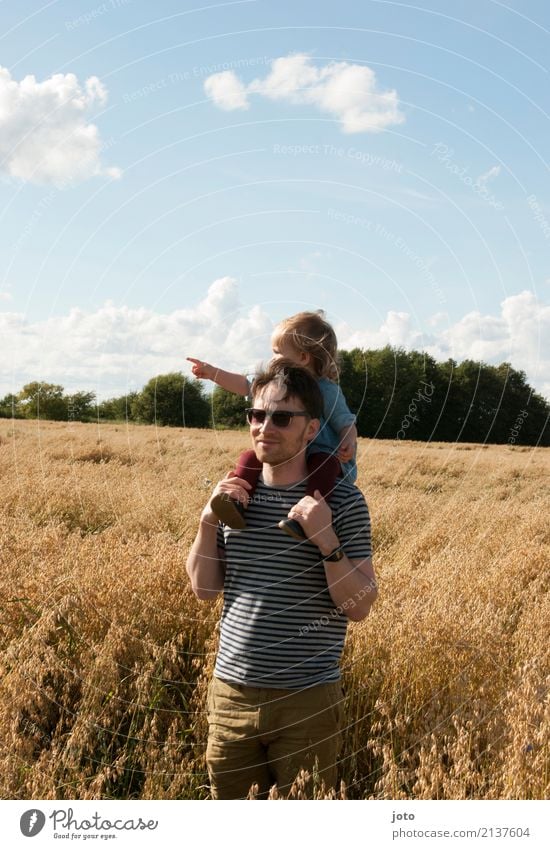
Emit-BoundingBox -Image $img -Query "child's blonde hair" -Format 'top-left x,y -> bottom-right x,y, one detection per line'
272,310 -> 339,381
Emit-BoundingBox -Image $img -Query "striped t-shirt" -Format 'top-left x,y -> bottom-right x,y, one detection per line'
214,477 -> 372,689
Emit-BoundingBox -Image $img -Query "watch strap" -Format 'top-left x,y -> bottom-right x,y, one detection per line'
323,545 -> 345,562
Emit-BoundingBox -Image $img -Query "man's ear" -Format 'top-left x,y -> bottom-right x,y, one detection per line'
306,417 -> 320,443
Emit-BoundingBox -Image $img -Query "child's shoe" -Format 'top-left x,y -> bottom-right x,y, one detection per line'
211,493 -> 246,529
278,518 -> 307,541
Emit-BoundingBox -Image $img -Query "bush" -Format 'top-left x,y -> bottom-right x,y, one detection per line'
131,373 -> 210,427
211,386 -> 247,428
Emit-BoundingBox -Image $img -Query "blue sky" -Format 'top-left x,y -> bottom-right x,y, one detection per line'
1,0 -> 549,400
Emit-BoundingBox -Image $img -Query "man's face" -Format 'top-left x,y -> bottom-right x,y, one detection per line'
250,383 -> 319,467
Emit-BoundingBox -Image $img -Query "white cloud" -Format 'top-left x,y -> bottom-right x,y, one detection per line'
0,291 -> 12,302
0,278 -> 272,399
337,291 -> 550,399
337,310 -> 425,351
427,312 -> 448,327
436,291 -> 550,397
1,283 -> 549,401
0,66 -> 120,186
204,53 -> 404,134
203,70 -> 250,111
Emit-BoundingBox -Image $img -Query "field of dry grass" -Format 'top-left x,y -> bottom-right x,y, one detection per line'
0,418 -> 548,799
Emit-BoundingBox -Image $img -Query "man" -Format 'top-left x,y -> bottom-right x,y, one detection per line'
186,361 -> 377,799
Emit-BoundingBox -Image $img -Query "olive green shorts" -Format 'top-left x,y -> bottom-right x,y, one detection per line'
205,675 -> 345,799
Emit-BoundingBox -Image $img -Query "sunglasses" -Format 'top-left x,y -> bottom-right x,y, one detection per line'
245,408 -> 310,428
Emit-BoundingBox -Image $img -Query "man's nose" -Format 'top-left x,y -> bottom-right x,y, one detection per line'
258,414 -> 276,433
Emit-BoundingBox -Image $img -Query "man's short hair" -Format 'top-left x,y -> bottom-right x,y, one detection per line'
251,359 -> 324,420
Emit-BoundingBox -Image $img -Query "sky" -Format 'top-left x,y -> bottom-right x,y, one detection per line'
1,0 -> 549,401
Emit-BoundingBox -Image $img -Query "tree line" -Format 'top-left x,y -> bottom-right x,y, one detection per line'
1,346 -> 548,446
0,374 -> 210,429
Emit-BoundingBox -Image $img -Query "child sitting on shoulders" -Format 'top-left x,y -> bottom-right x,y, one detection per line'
187,309 -> 357,540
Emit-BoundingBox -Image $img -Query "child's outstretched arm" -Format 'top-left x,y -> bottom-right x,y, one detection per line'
337,422 -> 358,462
186,357 -> 249,396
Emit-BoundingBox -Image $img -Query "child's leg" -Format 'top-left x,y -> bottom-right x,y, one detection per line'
211,450 -> 262,529
278,452 -> 341,542
234,450 -> 263,491
304,452 -> 342,500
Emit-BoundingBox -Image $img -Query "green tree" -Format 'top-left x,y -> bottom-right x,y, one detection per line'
0,393 -> 21,418
66,391 -> 96,422
336,347 -> 550,446
431,358 -> 463,442
211,386 -> 248,428
18,382 -> 67,420
356,346 -> 415,439
520,389 -> 550,447
97,392 -> 138,421
131,373 -> 210,427
338,348 -> 369,435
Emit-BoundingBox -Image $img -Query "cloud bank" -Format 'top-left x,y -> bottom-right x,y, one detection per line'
0,278 -> 271,399
1,279 -> 548,400
204,53 -> 405,134
0,66 -> 120,185
337,290 -> 550,399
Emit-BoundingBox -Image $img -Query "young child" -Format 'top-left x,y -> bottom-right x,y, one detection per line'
187,310 -> 357,540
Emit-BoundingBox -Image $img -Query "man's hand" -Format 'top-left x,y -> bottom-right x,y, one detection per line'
187,357 -> 216,381
201,472 -> 252,524
286,490 -> 339,554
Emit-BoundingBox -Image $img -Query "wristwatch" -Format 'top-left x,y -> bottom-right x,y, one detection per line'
323,544 -> 345,562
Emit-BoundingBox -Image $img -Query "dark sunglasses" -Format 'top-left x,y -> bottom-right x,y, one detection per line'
245,408 -> 310,428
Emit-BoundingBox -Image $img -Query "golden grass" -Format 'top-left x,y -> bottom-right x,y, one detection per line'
0,419 -> 548,799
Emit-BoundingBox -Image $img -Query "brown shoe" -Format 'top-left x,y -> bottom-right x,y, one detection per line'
277,518 -> 306,540
211,492 -> 246,529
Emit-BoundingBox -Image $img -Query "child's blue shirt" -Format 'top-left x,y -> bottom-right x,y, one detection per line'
309,377 -> 357,483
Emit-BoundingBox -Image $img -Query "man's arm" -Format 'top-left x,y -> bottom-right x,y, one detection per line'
321,552 -> 377,621
186,473 -> 252,600
286,489 -> 377,621
187,358 -> 249,396
186,516 -> 226,600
